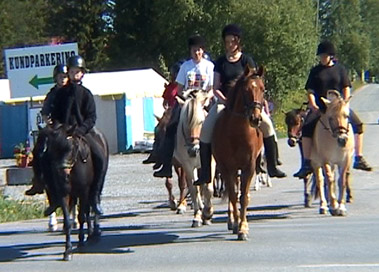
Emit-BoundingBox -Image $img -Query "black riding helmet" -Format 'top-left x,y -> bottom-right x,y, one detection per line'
53,64 -> 68,81
222,24 -> 242,39
316,41 -> 336,56
188,35 -> 206,49
67,55 -> 86,71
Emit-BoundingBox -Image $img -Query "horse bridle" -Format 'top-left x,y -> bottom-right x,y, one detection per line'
320,116 -> 350,138
241,75 -> 264,126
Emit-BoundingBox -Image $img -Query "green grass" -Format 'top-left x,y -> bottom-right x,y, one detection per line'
0,195 -> 45,223
271,89 -> 308,138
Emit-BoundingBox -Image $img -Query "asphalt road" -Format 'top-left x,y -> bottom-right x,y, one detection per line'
0,84 -> 378,272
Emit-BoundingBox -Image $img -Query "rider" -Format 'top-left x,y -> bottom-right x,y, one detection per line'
46,55 -> 108,215
294,41 -> 372,178
25,64 -> 69,196
153,35 -> 214,178
143,61 -> 182,165
194,24 -> 285,186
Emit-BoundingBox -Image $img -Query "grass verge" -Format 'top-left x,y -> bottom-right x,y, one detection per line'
0,195 -> 45,223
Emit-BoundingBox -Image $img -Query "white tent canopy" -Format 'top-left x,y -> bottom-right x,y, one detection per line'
82,68 -> 167,99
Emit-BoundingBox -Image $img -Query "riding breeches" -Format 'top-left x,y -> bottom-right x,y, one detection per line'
302,108 -> 363,138
200,102 -> 225,144
199,103 -> 277,144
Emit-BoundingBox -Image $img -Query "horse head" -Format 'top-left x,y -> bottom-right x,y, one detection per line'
284,103 -> 308,147
321,96 -> 351,147
229,65 -> 265,128
179,89 -> 209,157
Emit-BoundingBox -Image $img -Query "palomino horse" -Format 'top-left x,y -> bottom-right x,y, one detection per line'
212,65 -> 265,240
312,93 -> 354,216
42,124 -> 109,261
174,89 -> 214,227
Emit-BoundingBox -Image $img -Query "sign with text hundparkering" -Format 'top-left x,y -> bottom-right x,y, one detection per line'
4,43 -> 78,98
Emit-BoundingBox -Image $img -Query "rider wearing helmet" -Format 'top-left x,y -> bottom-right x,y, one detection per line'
193,24 -> 285,186
43,55 -> 108,216
294,41 -> 372,178
25,63 -> 69,196
153,35 -> 214,178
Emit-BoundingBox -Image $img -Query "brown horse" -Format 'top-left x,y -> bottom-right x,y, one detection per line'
212,65 -> 265,240
284,105 -> 315,207
153,108 -> 188,212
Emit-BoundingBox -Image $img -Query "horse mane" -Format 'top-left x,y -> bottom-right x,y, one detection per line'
226,66 -> 263,111
180,91 -> 204,134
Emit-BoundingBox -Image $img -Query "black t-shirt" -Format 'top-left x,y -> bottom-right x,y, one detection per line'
305,62 -> 351,110
214,53 -> 257,97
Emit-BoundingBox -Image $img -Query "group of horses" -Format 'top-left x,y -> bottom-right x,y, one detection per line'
37,64 -> 355,260
154,65 -> 355,242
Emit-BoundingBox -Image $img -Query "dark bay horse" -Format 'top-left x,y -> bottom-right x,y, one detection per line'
42,124 -> 109,261
212,65 -> 265,240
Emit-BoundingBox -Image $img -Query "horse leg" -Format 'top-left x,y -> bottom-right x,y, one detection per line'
186,167 -> 202,228
238,169 -> 254,241
48,212 -> 58,232
345,171 -> 353,203
77,200 -> 86,247
315,167 -> 328,214
165,177 -> 177,210
176,167 -> 188,214
62,197 -> 73,261
225,173 -> 239,234
303,174 -> 313,208
324,164 -> 338,215
337,166 -> 348,216
201,160 -> 215,225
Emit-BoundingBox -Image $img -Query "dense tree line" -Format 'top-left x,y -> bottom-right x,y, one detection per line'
0,0 -> 378,106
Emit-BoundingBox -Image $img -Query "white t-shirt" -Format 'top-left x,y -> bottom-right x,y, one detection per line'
176,58 -> 214,91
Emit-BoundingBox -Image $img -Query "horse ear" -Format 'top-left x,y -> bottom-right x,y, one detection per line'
154,114 -> 161,122
244,64 -> 253,76
257,65 -> 265,77
176,95 -> 185,106
320,97 -> 331,107
345,95 -> 353,103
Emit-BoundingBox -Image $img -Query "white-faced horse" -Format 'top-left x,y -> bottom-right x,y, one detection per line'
174,89 -> 214,227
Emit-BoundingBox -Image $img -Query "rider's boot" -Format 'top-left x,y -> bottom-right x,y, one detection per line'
275,141 -> 283,165
293,159 -> 313,178
153,127 -> 175,178
142,152 -> 157,164
264,135 -> 286,178
25,177 -> 45,195
193,142 -> 212,186
353,155 -> 372,171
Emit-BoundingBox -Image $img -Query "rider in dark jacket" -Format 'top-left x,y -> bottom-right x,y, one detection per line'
25,64 -> 69,198
48,55 -> 107,216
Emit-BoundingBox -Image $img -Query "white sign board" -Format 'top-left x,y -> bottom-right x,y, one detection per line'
3,43 -> 78,98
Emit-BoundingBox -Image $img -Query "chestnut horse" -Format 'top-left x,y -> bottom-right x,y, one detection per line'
212,65 -> 265,240
312,93 -> 354,216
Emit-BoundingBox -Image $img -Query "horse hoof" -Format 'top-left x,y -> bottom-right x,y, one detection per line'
48,224 -> 58,232
169,199 -> 177,210
238,232 -> 249,241
233,226 -> 239,234
338,209 -> 347,216
329,208 -> 339,216
176,207 -> 186,214
319,207 -> 328,214
191,220 -> 202,228
63,252 -> 73,261
202,219 -> 212,226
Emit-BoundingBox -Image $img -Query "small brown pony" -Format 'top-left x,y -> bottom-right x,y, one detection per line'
212,65 -> 265,240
